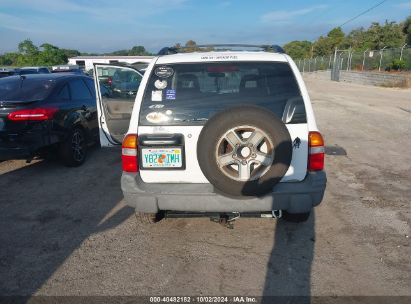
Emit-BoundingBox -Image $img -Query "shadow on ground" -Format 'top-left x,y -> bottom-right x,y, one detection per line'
0,147 -> 316,298
0,147 -> 132,296
263,212 -> 315,301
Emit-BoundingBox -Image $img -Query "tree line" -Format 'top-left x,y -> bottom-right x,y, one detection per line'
0,39 -> 203,67
0,39 -> 152,67
284,17 -> 411,59
1,16 -> 410,67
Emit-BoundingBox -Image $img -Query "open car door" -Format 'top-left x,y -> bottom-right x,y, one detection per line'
93,64 -> 143,146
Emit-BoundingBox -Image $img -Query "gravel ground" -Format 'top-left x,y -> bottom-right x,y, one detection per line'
0,77 -> 410,297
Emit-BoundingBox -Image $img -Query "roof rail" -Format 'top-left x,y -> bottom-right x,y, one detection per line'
157,44 -> 285,55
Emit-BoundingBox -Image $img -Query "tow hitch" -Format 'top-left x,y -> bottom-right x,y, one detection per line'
209,213 -> 240,229
165,211 -> 282,229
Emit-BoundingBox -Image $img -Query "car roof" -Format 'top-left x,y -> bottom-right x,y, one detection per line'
155,51 -> 288,64
1,73 -> 89,82
16,66 -> 48,70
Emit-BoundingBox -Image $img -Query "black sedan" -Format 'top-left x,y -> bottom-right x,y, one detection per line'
0,74 -> 98,166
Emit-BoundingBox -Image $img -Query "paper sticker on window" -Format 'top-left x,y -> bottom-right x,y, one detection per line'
166,89 -> 176,100
151,90 -> 162,102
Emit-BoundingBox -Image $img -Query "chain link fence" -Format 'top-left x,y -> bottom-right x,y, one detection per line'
296,46 -> 411,73
295,56 -> 333,73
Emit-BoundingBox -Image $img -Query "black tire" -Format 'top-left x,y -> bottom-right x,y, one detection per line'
59,127 -> 88,167
136,212 -> 163,224
197,105 -> 292,197
282,211 -> 311,223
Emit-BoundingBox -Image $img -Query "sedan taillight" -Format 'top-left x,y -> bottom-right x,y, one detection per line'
7,108 -> 58,121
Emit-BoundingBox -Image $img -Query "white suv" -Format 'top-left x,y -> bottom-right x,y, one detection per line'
93,45 -> 326,224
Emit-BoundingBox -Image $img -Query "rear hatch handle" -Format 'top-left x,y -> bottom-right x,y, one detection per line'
138,134 -> 184,146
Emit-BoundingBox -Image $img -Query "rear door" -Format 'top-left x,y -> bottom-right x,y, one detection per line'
68,78 -> 98,139
137,61 -> 309,183
93,64 -> 143,146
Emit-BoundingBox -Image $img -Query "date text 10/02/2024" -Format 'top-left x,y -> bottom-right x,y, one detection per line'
149,296 -> 257,303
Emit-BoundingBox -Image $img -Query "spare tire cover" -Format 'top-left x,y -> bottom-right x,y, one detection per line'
197,105 -> 292,196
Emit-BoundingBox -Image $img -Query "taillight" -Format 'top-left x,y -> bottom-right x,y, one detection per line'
107,77 -> 112,86
122,134 -> 138,172
7,108 -> 58,121
308,131 -> 324,171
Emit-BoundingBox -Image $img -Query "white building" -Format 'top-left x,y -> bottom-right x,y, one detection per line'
68,56 -> 154,71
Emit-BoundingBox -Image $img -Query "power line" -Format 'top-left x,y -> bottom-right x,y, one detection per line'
314,0 -> 389,40
337,0 -> 389,28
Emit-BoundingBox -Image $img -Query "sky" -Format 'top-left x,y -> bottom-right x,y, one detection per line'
0,0 -> 410,54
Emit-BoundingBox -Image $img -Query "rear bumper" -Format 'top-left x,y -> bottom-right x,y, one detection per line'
121,171 -> 327,214
0,145 -> 32,160
0,130 -> 52,160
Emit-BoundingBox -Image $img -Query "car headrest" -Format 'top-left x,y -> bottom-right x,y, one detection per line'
240,74 -> 260,89
177,74 -> 200,91
239,74 -> 266,95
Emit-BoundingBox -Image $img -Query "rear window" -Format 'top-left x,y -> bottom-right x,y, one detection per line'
139,61 -> 306,125
0,76 -> 56,102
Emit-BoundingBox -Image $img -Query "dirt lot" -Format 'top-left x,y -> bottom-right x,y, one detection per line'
0,77 -> 410,297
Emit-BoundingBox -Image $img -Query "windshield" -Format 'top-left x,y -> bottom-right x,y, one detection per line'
0,76 -> 56,102
139,61 -> 306,125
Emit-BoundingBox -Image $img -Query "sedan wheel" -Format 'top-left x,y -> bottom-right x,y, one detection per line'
71,129 -> 86,163
60,128 -> 88,167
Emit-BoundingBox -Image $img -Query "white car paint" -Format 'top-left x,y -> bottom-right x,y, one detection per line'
138,124 -> 308,183
95,50 -> 318,184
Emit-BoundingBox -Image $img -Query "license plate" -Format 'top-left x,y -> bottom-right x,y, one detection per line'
141,148 -> 183,168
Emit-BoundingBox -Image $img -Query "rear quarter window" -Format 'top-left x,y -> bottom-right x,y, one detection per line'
139,61 -> 306,125
58,84 -> 71,101
69,78 -> 92,100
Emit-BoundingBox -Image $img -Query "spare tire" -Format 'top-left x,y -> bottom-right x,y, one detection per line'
197,105 -> 292,196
